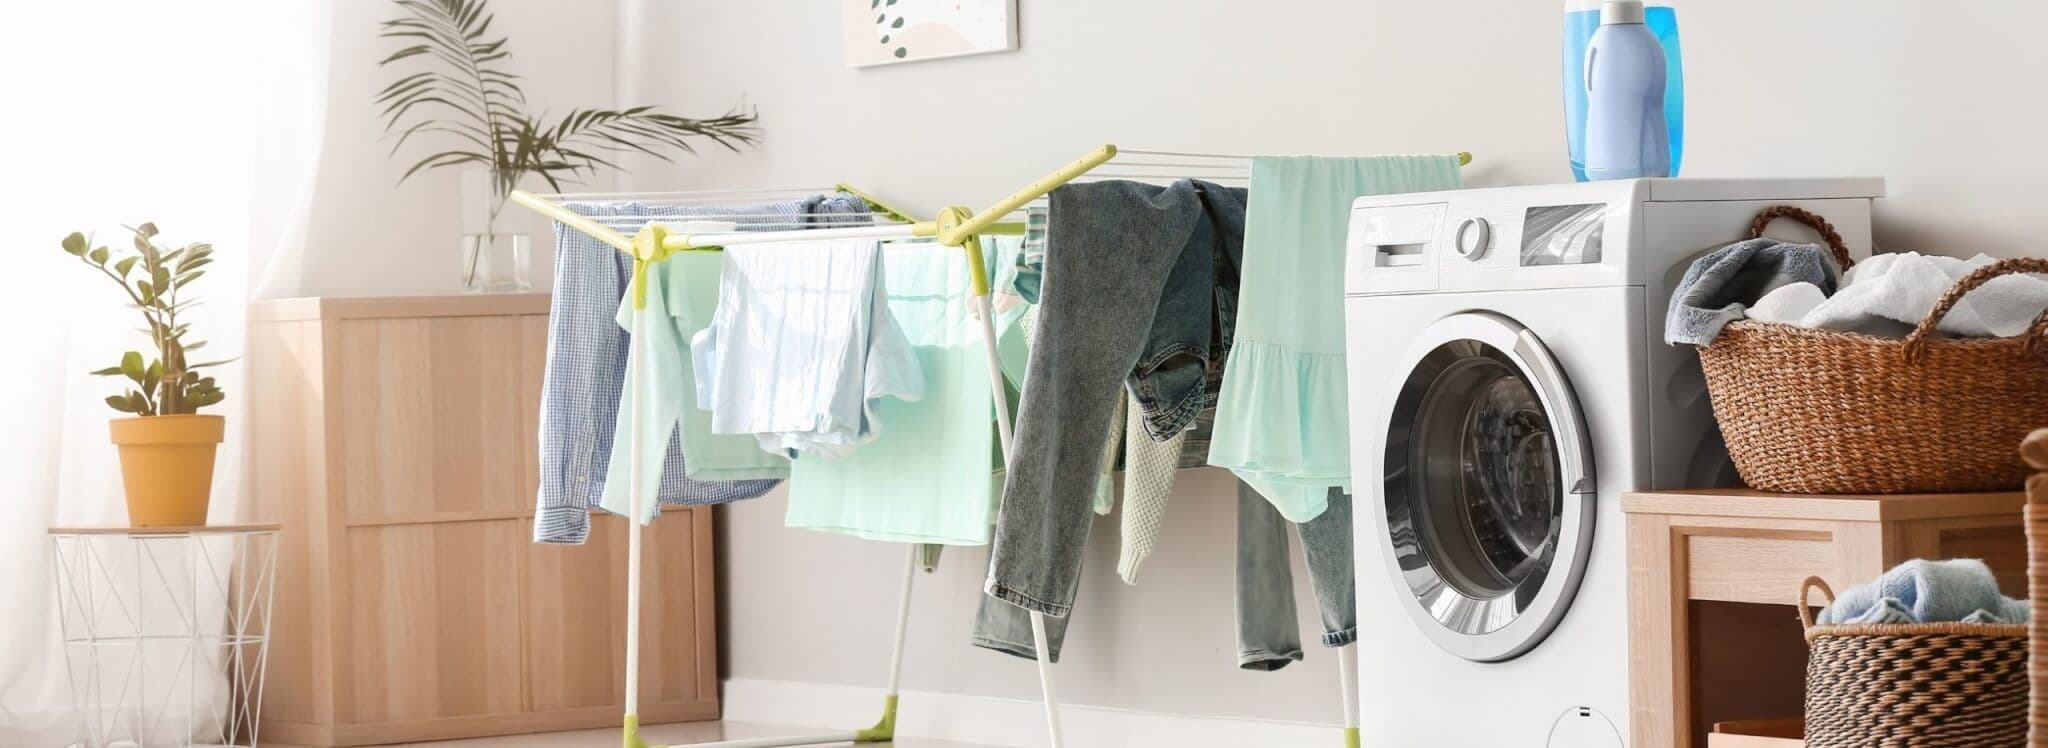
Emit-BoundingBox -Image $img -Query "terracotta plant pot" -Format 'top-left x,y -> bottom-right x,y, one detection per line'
110,414 -> 224,527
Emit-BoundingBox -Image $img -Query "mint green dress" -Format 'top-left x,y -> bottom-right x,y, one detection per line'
599,253 -> 791,522
1208,155 -> 1463,522
784,238 -> 1023,545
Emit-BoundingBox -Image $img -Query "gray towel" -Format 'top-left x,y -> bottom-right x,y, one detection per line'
1664,237 -> 1843,345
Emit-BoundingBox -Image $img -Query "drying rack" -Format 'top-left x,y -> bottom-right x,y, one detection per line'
510,143 -> 1471,748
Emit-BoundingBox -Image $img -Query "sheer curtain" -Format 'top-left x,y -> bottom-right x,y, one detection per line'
0,1 -> 329,743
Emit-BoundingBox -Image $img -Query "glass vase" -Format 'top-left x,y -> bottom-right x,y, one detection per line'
460,233 -> 532,293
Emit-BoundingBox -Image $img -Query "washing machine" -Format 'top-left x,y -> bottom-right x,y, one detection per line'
1341,178 -> 1883,746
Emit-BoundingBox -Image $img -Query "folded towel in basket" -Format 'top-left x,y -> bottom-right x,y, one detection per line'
1664,237 -> 1844,346
1816,558 -> 2031,625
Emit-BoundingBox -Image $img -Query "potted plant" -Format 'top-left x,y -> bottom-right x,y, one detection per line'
377,0 -> 760,292
61,224 -> 229,527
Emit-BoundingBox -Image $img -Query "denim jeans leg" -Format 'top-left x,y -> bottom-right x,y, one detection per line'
986,181 -> 1208,617
1236,479 -> 1305,671
1297,488 -> 1358,647
971,545 -> 1074,661
970,591 -> 1072,663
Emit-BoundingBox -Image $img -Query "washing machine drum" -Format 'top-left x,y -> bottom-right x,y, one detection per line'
1379,311 -> 1596,663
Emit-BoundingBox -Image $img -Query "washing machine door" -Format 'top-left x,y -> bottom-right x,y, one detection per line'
1377,311 -> 1596,663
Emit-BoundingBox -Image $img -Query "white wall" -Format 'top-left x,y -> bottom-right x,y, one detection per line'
287,0 -> 624,298
610,0 -> 2048,727
628,0 -> 2048,257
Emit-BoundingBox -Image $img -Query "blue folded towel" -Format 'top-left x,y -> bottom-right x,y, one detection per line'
1664,237 -> 1843,346
1816,558 -> 2030,625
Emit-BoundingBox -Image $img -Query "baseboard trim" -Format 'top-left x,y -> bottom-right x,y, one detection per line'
721,678 -> 1339,748
262,699 -> 717,746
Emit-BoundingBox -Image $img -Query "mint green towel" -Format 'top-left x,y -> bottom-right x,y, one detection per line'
1208,155 -> 1462,522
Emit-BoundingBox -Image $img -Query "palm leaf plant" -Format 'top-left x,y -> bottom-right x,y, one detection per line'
61,224 -> 228,416
377,0 -> 759,284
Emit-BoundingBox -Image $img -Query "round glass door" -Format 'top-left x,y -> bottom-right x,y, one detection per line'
1378,312 -> 1595,662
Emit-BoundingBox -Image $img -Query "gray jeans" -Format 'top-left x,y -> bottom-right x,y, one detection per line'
986,180 -> 1247,617
971,584 -> 1073,662
970,481 -> 1354,666
1238,484 -> 1356,670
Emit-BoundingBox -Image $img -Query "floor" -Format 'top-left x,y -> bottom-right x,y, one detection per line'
386,721 -> 1004,747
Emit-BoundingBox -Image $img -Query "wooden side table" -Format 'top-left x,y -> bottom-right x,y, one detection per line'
1624,489 -> 2027,748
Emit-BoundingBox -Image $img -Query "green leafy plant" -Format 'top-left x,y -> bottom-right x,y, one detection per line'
61,224 -> 227,416
377,0 -> 759,217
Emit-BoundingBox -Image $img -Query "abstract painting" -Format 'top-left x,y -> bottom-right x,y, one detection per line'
843,0 -> 1018,67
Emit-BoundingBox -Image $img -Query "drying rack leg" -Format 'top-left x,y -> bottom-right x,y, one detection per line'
963,280 -> 1066,748
624,304 -> 652,748
1337,644 -> 1360,748
852,544 -> 922,742
1029,612 -> 1066,747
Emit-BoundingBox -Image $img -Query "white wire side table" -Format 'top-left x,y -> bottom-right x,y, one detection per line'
49,524 -> 280,748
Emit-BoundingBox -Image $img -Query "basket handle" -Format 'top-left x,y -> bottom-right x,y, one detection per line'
1797,576 -> 1836,629
1750,205 -> 1852,270
2025,428 -> 2048,472
1901,257 -> 2048,363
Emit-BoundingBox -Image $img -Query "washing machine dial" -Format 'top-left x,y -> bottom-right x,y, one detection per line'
1455,217 -> 1491,261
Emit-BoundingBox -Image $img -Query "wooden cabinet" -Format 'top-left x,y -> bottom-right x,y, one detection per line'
1624,489 -> 2026,748
247,295 -> 717,746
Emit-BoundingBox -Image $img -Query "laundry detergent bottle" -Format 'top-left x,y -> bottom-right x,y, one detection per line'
1563,0 -> 1684,180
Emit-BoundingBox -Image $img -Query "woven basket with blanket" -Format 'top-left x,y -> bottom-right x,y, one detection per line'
1696,207 -> 2048,494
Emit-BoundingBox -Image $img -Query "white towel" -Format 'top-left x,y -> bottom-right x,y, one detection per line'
692,240 -> 924,459
1799,252 -> 2048,338
1747,282 -> 1828,327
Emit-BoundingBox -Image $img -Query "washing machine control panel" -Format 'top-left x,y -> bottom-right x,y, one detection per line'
1454,217 -> 1491,260
1347,181 -> 1650,296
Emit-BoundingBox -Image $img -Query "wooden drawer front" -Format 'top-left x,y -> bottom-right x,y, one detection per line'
335,315 -> 544,520
1685,532 -> 1835,605
524,509 -> 713,711
346,521 -> 525,723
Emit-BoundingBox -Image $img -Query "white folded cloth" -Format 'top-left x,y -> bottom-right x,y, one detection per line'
1812,252 -> 2048,337
1747,281 -> 1828,327
692,239 -> 924,459
1743,252 -> 2048,339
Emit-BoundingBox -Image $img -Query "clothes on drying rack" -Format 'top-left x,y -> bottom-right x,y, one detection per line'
1009,204 -> 1049,304
783,238 -> 1023,546
1209,155 -> 1462,524
1237,484 -> 1356,670
598,251 -> 797,525
1118,389 -> 1190,585
692,239 -> 924,460
536,196 -> 867,544
986,178 -> 1247,618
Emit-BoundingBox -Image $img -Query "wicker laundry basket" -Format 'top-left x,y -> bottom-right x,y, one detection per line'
2025,428 -> 2048,746
1800,576 -> 2029,747
1697,207 -> 2048,494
